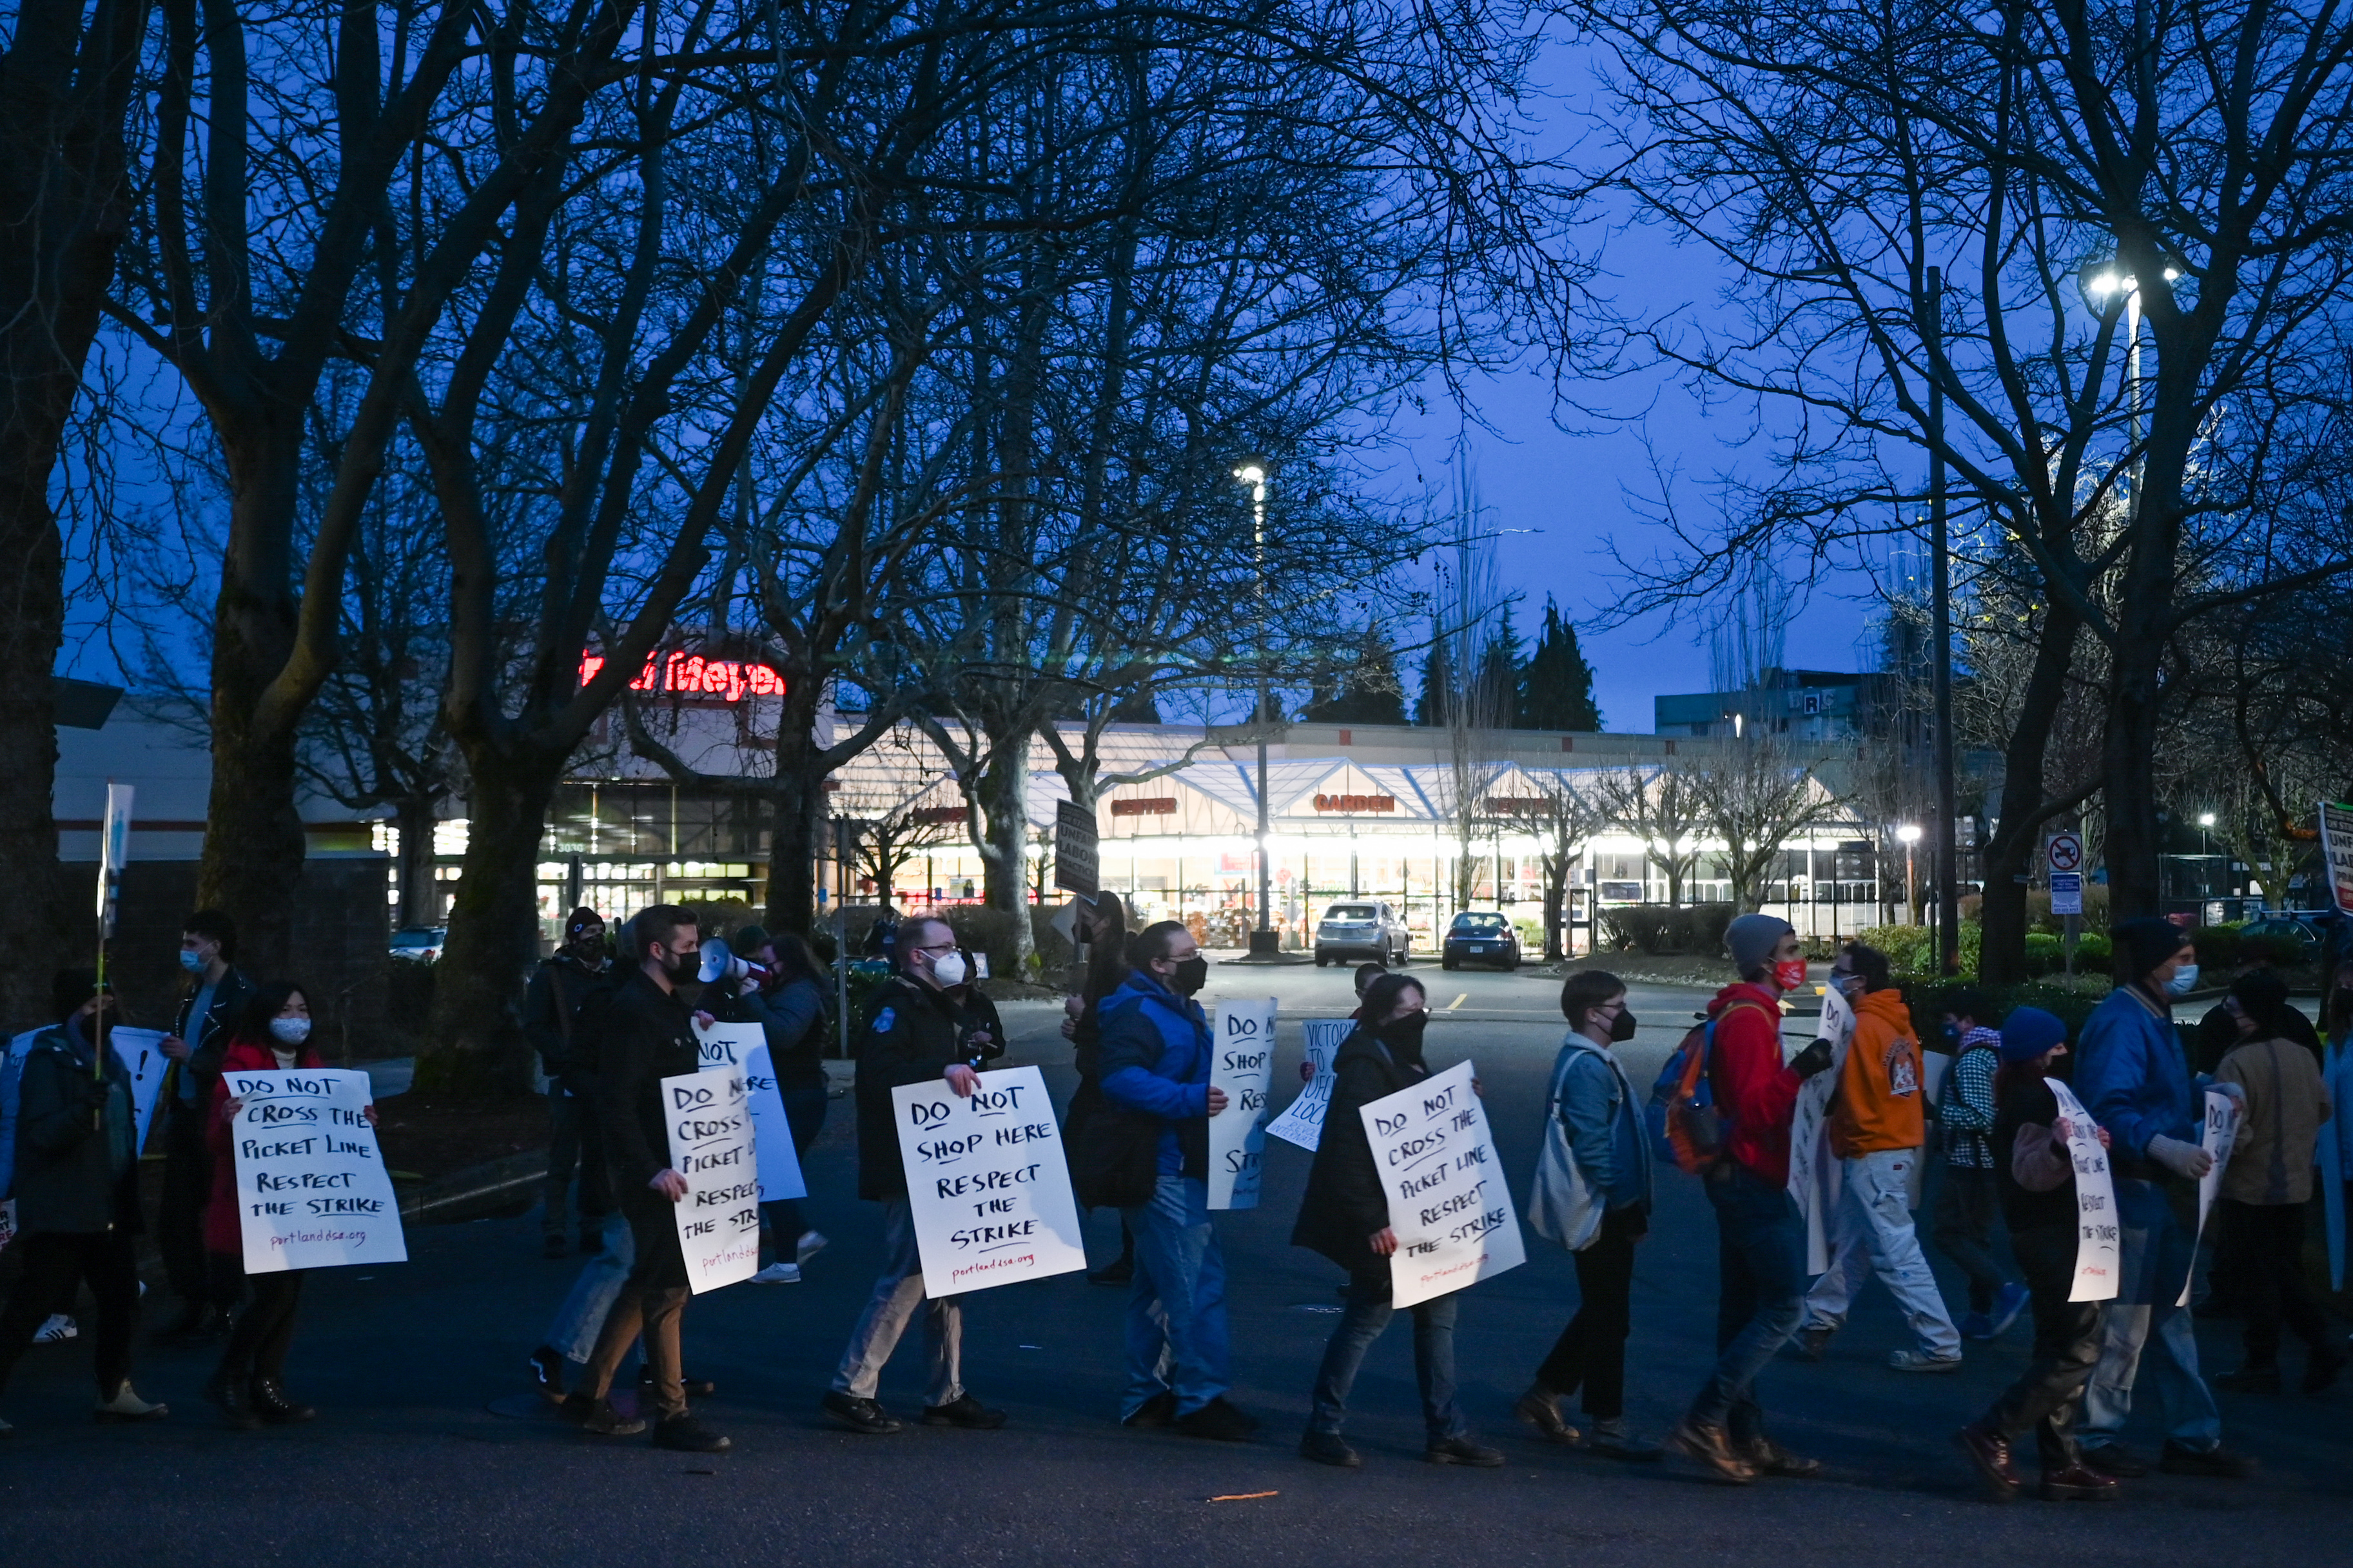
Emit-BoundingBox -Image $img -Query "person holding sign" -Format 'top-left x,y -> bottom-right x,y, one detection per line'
1094,921 -> 1255,1441
2073,918 -> 2251,1480
154,909 -> 254,1350
0,971 -> 167,1432
710,926 -> 832,1282
1292,973 -> 1505,1470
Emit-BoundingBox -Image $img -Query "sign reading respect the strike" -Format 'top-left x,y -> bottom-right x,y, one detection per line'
694,1021 -> 808,1203
893,1065 -> 1088,1297
226,1068 -> 407,1275
2048,1078 -> 2120,1302
1208,999 -> 1276,1210
1360,1058 -> 1524,1309
661,1067 -> 761,1293
1267,1019 -> 1351,1150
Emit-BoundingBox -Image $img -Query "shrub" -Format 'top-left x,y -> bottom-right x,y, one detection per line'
1597,904 -> 1736,954
1689,904 -> 1736,956
1902,978 -> 2106,1044
2191,922 -> 2243,971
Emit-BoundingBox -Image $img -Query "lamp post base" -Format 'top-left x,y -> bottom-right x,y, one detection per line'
1247,928 -> 1281,956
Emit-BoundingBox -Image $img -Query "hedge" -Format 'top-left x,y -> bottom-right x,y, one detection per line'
1597,903 -> 1737,955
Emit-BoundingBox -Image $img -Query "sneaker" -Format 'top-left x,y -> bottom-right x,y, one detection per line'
1299,1430 -> 1362,1467
527,1344 -> 567,1400
795,1230 -> 829,1266
1513,1386 -> 1582,1446
748,1262 -> 802,1284
561,1395 -> 647,1437
1953,1423 -> 2020,1500
93,1382 -> 169,1423
822,1391 -> 903,1434
2214,1364 -> 2281,1395
1743,1436 -> 1822,1478
1668,1418 -> 1755,1484
1172,1397 -> 1256,1442
2305,1346 -> 2347,1395
1425,1433 -> 1506,1467
1585,1419 -> 1663,1462
1957,1312 -> 1995,1342
1988,1281 -> 2031,1336
2040,1462 -> 2122,1502
1122,1390 -> 1179,1429
2160,1440 -> 2256,1478
923,1392 -> 1009,1430
1792,1326 -> 1833,1362
32,1315 -> 77,1345
2080,1443 -> 2150,1478
1888,1349 -> 1964,1373
652,1414 -> 732,1453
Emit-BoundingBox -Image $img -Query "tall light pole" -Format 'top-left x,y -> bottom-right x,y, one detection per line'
1236,457 -> 1278,956
1926,267 -> 1959,975
1898,822 -> 1924,925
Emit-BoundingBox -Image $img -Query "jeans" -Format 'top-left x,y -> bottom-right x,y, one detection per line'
217,1267 -> 304,1381
2220,1199 -> 2332,1367
1803,1148 -> 1962,1357
1534,1203 -> 1641,1420
548,1209 -> 636,1364
1308,1268 -> 1464,1441
832,1198 -> 962,1406
1690,1165 -> 1807,1444
1931,1161 -> 2009,1314
1119,1172 -> 1230,1418
1975,1224 -> 2100,1467
2082,1176 -> 2223,1452
0,1230 -> 141,1397
580,1197 -> 692,1420
761,1081 -> 829,1253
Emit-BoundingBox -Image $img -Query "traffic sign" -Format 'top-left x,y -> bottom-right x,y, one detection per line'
2050,871 -> 2084,916
2045,832 -> 2084,874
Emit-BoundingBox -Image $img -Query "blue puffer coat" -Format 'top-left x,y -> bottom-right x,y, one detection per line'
1096,970 -> 1213,1178
2076,983 -> 2196,1180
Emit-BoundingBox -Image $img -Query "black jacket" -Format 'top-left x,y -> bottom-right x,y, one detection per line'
162,965 -> 255,1123
1292,1026 -> 1423,1273
854,974 -> 993,1202
523,953 -> 612,1082
13,1021 -> 141,1236
592,969 -> 702,1199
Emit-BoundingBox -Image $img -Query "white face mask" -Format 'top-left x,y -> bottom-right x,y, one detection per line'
931,951 -> 969,989
269,1016 -> 312,1045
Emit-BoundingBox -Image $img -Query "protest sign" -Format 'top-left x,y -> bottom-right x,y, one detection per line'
1267,1020 -> 1351,1150
694,1020 -> 807,1203
2046,1078 -> 2120,1302
2180,1088 -> 2241,1306
893,1065 -> 1087,1297
1208,998 -> 1276,1210
1789,987 -> 1854,1274
1907,1041 -> 1953,1210
661,1067 -> 761,1293
1360,1059 -> 1525,1310
224,1068 -> 406,1274
108,1027 -> 170,1154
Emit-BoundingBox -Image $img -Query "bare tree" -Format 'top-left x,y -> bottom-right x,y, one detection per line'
1525,771 -> 1603,959
1593,761 -> 1706,909
854,804 -> 958,904
1686,740 -> 1847,915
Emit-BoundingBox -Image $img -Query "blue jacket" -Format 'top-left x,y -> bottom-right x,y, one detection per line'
0,1028 -> 37,1197
2077,983 -> 2196,1178
1554,1039 -> 1651,1214
1097,970 -> 1213,1178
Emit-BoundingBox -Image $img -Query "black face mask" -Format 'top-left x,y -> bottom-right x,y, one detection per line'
659,948 -> 699,986
1170,955 -> 1209,996
1377,1011 -> 1429,1060
1610,1008 -> 1638,1043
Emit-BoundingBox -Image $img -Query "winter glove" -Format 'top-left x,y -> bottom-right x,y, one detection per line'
2146,1133 -> 2214,1181
1791,1040 -> 1835,1080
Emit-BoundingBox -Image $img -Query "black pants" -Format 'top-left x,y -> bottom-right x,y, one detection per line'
2221,1199 -> 2332,1366
0,1231 -> 141,1398
217,1265 -> 306,1381
1975,1224 -> 2099,1467
158,1110 -> 236,1307
1931,1163 -> 2008,1314
543,1092 -> 586,1239
1533,1205 -> 1642,1420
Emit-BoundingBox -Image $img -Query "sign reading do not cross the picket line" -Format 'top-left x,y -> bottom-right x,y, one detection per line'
227,1068 -> 407,1274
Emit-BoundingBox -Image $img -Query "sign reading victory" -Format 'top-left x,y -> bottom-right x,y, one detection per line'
1360,1059 -> 1524,1309
893,1065 -> 1088,1297
662,1067 -> 761,1293
1267,1019 -> 1351,1150
226,1068 -> 407,1275
1208,998 -> 1276,1210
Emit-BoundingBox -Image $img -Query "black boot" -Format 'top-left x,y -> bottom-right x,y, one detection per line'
249,1375 -> 317,1425
204,1368 -> 261,1430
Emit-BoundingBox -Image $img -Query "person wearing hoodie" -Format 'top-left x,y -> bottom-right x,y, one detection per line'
0,971 -> 167,1433
2073,916 -> 2252,1480
1671,913 -> 1835,1484
1796,943 -> 1964,1371
523,906 -> 614,1259
1293,972 -> 1505,1470
1952,1008 -> 2121,1505
1095,920 -> 1254,1442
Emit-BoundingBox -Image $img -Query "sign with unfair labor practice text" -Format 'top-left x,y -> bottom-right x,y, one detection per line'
893,1065 -> 1088,1297
661,1067 -> 761,1293
226,1068 -> 407,1275
694,1021 -> 808,1203
1360,1058 -> 1525,1309
1208,999 -> 1276,1210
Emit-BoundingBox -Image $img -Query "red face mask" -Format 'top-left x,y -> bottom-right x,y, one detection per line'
1773,958 -> 1808,992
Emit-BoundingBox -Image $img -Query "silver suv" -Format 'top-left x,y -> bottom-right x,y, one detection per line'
1314,901 -> 1409,967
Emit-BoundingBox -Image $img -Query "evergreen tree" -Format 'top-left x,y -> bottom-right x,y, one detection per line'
1303,634 -> 1409,725
1518,597 -> 1601,730
1472,604 -> 1522,727
1414,635 -> 1453,726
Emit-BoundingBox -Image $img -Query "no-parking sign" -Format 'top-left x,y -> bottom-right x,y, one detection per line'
2045,832 -> 2084,875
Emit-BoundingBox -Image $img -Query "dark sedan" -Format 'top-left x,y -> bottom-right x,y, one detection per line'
1441,911 -> 1521,971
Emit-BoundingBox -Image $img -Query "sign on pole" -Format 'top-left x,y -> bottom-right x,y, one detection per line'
96,782 -> 133,936
1789,985 -> 1855,1274
2319,802 -> 2353,916
893,1065 -> 1088,1297
226,1068 -> 407,1273
1053,799 -> 1100,896
1267,1019 -> 1351,1150
2180,1089 -> 2241,1306
1207,999 -> 1276,1209
1360,1059 -> 1525,1309
694,1020 -> 807,1202
661,1066 -> 761,1293
2044,832 -> 2084,875
2049,871 -> 2084,916
2046,1078 -> 2120,1302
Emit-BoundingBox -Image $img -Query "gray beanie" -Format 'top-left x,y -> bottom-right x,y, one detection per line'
1725,913 -> 1795,976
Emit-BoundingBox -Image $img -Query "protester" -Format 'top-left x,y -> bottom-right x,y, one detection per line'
1932,990 -> 2029,1341
714,925 -> 830,1283
523,907 -> 613,1259
563,905 -> 731,1454
2075,916 -> 2253,1478
1060,895 -> 1140,1284
202,982 -> 363,1428
1352,962 -> 1387,998
1953,1007 -> 2119,1504
2211,969 -> 2341,1395
1671,913 -> 1835,1484
1293,972 -> 1503,1469
0,1022 -> 86,1349
0,971 -> 166,1432
1095,919 -> 1253,1440
821,915 -> 1005,1437
153,910 -> 253,1348
1797,942 -> 1964,1371
2192,963 -> 2321,1074
1518,970 -> 1660,1461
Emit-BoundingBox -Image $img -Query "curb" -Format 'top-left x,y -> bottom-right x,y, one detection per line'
400,1150 -> 547,1226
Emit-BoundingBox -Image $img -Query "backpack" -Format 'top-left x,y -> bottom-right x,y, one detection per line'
1645,1019 -> 1724,1173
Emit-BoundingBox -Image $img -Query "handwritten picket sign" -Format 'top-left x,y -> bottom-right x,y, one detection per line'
661,1067 -> 761,1293
226,1068 -> 406,1274
1789,987 -> 1855,1275
103,1028 -> 172,1154
1267,1020 -> 1351,1151
1208,999 -> 1276,1210
2180,1089 -> 2241,1306
694,1020 -> 808,1202
2047,1078 -> 2120,1302
1361,1058 -> 1525,1309
893,1065 -> 1088,1297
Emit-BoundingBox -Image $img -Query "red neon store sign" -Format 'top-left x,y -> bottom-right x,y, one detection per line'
580,651 -> 786,703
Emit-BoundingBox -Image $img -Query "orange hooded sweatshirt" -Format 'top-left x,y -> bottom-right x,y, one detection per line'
1828,987 -> 1924,1157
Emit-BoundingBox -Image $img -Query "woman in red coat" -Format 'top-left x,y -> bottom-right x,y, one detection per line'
202,981 -> 371,1428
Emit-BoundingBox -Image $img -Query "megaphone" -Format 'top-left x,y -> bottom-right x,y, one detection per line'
698,936 -> 773,988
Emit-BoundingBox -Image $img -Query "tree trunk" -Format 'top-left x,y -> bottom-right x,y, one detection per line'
414,754 -> 560,1099
2102,624 -> 2167,936
395,792 -> 439,927
761,681 -> 831,936
1541,858 -> 1567,960
975,731 -> 1035,976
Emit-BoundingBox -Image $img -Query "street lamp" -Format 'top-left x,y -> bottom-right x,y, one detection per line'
1897,823 -> 1923,925
1235,456 -> 1278,956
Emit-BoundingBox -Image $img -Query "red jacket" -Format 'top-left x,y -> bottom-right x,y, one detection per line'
203,1036 -> 326,1257
1706,982 -> 1801,1186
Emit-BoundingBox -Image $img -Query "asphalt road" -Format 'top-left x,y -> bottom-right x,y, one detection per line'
3,960 -> 2347,1567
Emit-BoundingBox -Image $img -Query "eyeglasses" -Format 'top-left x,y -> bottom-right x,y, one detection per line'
912,941 -> 958,957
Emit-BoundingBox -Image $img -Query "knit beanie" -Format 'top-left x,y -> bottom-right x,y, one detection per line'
2113,916 -> 2188,980
1725,913 -> 1795,976
565,905 -> 605,938
1999,1006 -> 2069,1063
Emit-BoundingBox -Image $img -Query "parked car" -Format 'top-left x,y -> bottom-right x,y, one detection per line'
1441,911 -> 1521,971
389,926 -> 447,963
1314,901 -> 1410,967
2238,911 -> 2334,962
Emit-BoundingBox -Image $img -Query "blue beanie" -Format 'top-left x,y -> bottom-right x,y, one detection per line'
1999,1006 -> 2068,1063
